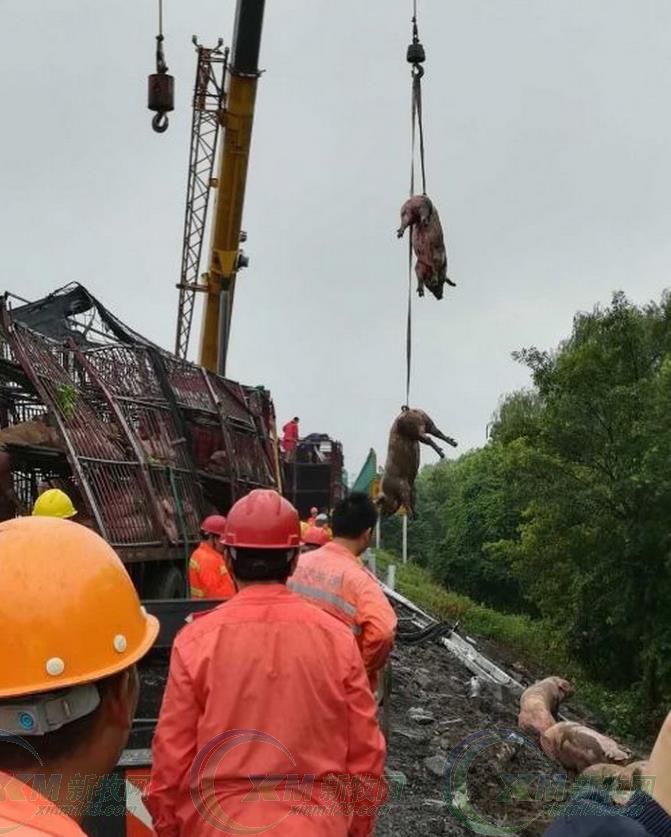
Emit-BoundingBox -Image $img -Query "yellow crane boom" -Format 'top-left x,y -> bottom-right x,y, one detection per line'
199,0 -> 266,374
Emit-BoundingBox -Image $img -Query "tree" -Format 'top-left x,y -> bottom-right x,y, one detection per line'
384,291 -> 671,729
495,292 -> 671,719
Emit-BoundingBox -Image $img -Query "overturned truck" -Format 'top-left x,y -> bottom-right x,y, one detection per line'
0,284 -> 279,597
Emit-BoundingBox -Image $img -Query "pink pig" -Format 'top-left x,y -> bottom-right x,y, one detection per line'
397,194 -> 455,300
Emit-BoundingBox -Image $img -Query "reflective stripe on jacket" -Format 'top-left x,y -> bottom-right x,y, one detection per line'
189,542 -> 235,600
288,541 -> 397,692
145,584 -> 387,837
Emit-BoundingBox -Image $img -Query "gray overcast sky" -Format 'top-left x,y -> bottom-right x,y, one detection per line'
1,1 -> 670,478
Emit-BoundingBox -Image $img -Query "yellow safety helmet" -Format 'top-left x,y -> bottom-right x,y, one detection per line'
32,488 -> 77,519
0,517 -> 159,699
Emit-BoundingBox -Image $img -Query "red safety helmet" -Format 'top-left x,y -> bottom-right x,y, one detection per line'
302,526 -> 330,547
223,490 -> 300,549
200,515 -> 228,537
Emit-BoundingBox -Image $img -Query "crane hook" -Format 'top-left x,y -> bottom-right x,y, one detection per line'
147,0 -> 174,134
407,8 -> 426,79
152,112 -> 170,133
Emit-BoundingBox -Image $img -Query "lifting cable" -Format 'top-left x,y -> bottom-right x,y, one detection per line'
156,0 -> 167,75
405,0 -> 428,405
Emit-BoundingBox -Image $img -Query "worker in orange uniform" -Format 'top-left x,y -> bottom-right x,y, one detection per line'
0,516 -> 158,837
281,415 -> 300,458
189,515 -> 235,600
146,489 -> 386,837
302,523 -> 331,552
289,493 -> 397,693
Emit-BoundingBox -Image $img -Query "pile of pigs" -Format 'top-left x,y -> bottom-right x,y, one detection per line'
518,676 -> 648,795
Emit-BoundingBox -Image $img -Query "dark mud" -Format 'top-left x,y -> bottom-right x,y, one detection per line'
377,641 -> 569,837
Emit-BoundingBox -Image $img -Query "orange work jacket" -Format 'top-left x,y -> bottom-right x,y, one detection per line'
0,772 -> 86,837
145,584 -> 386,837
189,542 -> 235,600
288,541 -> 397,692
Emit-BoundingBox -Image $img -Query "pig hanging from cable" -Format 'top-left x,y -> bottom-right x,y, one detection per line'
376,406 -> 457,519
397,194 -> 455,300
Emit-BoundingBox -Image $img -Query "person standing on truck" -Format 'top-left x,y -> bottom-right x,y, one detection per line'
146,489 -> 387,837
189,515 -> 235,600
0,516 -> 159,837
289,493 -> 397,694
281,415 -> 299,458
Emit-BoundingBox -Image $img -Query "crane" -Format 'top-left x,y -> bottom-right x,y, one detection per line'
175,0 -> 266,375
170,0 -> 344,514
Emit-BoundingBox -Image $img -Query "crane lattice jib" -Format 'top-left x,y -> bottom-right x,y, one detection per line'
175,43 -> 229,360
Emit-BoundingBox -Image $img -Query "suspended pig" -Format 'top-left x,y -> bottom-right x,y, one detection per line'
397,194 -> 455,300
376,406 -> 457,519
541,722 -> 630,774
517,676 -> 574,739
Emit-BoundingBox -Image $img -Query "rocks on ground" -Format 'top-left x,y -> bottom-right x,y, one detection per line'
376,641 -> 569,837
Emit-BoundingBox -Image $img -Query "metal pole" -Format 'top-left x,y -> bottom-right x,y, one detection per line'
387,563 -> 396,590
375,517 -> 381,549
402,514 -> 408,564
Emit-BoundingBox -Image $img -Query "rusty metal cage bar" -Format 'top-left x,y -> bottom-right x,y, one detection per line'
0,288 -> 277,551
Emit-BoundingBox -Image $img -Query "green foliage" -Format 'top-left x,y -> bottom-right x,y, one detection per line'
382,447 -> 529,614
375,550 -> 644,742
499,292 -> 671,724
55,383 -> 78,420
380,291 -> 671,736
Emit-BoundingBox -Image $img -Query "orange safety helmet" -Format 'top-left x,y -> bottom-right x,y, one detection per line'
302,525 -> 330,547
0,517 -> 159,699
223,489 -> 300,549
200,514 -> 227,537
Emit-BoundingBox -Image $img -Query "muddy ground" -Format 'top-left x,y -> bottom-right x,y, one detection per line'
135,634 -> 584,837
376,640 -> 569,836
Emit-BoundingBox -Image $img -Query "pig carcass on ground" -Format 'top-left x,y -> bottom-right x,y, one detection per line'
397,194 -> 455,301
541,721 -> 630,773
580,761 -> 650,791
517,676 -> 574,739
376,406 -> 457,518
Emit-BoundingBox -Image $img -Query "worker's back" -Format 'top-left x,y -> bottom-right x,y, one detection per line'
146,584 -> 386,836
188,541 -> 235,599
289,541 -> 397,692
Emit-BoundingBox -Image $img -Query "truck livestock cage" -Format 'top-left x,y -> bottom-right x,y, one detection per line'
0,284 -> 278,597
